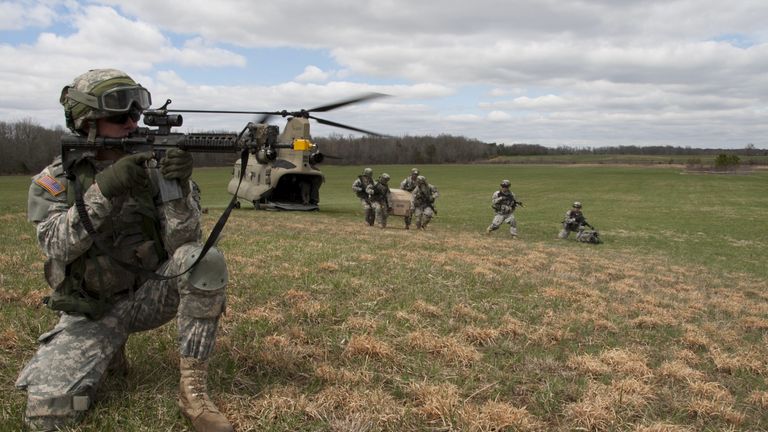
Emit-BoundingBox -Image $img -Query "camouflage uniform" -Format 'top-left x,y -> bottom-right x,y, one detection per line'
487,184 -> 520,236
559,204 -> 599,242
15,69 -> 230,432
399,169 -> 419,229
352,169 -> 375,226
368,175 -> 392,228
16,156 -> 227,430
411,177 -> 439,230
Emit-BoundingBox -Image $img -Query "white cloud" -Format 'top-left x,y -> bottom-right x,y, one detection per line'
296,65 -> 330,82
0,1 -> 57,30
1,0 -> 767,147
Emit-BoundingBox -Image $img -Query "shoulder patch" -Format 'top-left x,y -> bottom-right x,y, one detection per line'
35,174 -> 66,196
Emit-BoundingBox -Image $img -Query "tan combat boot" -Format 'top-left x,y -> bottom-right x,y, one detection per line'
179,357 -> 234,432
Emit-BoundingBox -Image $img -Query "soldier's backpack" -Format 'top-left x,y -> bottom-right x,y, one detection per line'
577,229 -> 602,244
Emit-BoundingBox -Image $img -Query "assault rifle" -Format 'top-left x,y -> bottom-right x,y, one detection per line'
60,100 -> 279,281
61,100 -> 281,201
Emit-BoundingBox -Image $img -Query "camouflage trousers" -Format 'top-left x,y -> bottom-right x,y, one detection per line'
412,205 -> 434,229
15,243 -> 227,431
558,225 -> 582,239
371,201 -> 389,228
359,198 -> 374,226
488,212 -> 517,235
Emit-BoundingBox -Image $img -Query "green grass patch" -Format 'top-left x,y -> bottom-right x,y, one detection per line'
1,164 -> 767,431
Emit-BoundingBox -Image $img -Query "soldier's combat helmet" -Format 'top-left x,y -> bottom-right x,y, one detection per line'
573,201 -> 582,208
362,167 -> 373,177
410,168 -> 419,175
379,173 -> 390,183
500,179 -> 511,188
60,68 -> 151,134
416,175 -> 427,184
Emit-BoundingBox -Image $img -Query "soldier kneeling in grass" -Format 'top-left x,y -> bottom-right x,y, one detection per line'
559,201 -> 602,244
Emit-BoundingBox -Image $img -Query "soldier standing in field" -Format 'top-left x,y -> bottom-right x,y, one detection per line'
15,69 -> 232,432
486,179 -> 523,237
411,175 -> 439,230
399,167 -> 419,229
368,173 -> 393,228
352,167 -> 375,226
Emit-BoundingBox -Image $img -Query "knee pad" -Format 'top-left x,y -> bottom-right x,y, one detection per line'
178,244 -> 228,319
181,245 -> 228,292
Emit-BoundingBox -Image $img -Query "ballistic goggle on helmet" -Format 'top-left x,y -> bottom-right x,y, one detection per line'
60,69 -> 151,133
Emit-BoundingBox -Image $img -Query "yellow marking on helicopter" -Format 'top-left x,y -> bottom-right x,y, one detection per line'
292,138 -> 313,151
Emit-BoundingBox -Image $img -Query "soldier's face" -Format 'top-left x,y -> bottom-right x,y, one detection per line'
97,115 -> 138,138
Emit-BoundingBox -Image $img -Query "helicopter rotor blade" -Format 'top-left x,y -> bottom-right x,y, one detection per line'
307,92 -> 388,113
309,115 -> 389,137
254,113 -> 272,125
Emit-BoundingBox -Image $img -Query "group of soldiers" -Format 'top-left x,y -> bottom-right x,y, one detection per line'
352,167 -> 439,230
353,172 -> 600,243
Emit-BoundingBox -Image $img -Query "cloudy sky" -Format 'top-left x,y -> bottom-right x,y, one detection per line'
1,0 -> 767,148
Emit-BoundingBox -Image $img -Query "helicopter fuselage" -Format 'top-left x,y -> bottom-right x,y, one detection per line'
228,117 -> 325,210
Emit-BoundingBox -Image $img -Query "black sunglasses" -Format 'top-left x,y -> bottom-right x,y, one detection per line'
104,107 -> 142,125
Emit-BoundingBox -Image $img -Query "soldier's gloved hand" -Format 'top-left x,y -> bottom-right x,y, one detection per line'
160,148 -> 194,194
95,152 -> 153,199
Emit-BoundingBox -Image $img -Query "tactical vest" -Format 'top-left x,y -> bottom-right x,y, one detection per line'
45,159 -> 166,320
355,175 -> 372,198
492,192 -> 515,212
412,185 -> 434,206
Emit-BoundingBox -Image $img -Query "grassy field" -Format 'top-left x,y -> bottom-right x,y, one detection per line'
1,164 -> 767,431
487,154 -> 768,166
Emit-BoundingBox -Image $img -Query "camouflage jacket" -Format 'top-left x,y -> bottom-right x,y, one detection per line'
491,190 -> 518,214
411,184 -> 439,209
563,209 -> 587,230
28,156 -> 202,299
352,175 -> 374,199
400,176 -> 418,192
367,182 -> 392,206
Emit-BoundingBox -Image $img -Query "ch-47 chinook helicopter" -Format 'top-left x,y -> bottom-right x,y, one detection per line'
171,93 -> 387,211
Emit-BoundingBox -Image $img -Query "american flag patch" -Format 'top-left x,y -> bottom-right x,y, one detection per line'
35,175 -> 65,196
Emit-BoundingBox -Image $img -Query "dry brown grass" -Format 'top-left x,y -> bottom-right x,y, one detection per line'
343,335 -> 395,360
407,381 -> 460,425
404,330 -> 481,366
457,400 -> 544,432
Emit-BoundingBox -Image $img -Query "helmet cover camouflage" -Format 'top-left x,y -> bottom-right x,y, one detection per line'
60,68 -> 148,133
410,168 -> 419,175
362,167 -> 373,177
573,201 -> 582,208
500,179 -> 511,188
416,175 -> 426,184
380,173 -> 390,183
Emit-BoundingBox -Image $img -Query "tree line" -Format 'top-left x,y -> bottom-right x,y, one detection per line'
494,142 -> 767,157
0,119 -> 764,175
